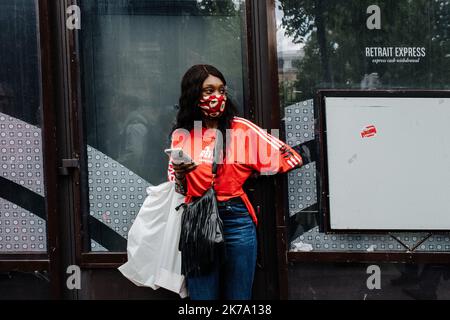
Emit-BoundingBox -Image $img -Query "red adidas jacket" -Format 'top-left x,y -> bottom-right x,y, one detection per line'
167,116 -> 303,225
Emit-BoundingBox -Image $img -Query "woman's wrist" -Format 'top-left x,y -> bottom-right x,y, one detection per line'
174,174 -> 187,195
175,172 -> 186,180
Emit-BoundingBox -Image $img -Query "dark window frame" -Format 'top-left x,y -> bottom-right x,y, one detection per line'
273,76 -> 450,262
0,0 -> 62,298
279,90 -> 450,263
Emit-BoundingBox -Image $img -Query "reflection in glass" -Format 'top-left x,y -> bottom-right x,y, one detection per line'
277,0 -> 450,104
276,0 -> 450,253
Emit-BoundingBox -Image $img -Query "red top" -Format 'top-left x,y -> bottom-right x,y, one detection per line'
167,116 -> 303,225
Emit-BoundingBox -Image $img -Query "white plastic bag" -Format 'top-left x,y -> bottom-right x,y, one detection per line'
118,181 -> 188,298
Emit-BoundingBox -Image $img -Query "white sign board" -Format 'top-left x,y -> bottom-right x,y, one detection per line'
324,96 -> 450,231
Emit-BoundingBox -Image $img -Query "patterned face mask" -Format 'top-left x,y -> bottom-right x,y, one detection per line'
198,94 -> 227,118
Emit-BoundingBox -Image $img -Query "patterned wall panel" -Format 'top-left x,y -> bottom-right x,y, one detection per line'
284,99 -> 315,146
87,146 -> 149,250
0,198 -> 46,251
0,113 -> 44,196
287,163 -> 317,216
291,227 -> 450,252
0,112 -> 46,252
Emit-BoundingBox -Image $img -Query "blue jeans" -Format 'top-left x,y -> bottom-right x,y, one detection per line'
186,200 -> 257,300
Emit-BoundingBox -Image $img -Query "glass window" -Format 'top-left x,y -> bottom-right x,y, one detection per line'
80,0 -> 248,252
276,0 -> 450,253
0,0 -> 47,252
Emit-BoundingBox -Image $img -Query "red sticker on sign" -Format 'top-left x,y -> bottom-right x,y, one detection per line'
361,125 -> 377,138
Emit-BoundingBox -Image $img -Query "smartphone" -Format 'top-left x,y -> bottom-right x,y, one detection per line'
164,148 -> 194,164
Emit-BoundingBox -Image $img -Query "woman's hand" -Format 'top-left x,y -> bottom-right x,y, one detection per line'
171,161 -> 198,179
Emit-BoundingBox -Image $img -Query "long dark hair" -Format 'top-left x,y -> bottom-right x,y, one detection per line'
170,64 -> 239,165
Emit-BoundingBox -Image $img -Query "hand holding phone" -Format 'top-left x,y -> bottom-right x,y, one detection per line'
164,148 -> 194,164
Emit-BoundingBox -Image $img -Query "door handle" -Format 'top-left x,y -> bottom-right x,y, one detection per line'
58,158 -> 80,176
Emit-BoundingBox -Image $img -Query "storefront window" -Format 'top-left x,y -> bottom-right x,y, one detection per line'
276,0 -> 450,300
276,0 -> 450,253
0,0 -> 47,252
80,0 -> 248,251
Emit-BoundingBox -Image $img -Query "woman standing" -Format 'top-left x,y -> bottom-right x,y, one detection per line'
168,64 -> 303,300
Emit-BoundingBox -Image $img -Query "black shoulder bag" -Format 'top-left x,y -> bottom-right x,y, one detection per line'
176,137 -> 225,277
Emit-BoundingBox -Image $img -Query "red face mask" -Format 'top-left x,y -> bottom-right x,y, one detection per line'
198,94 -> 227,118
